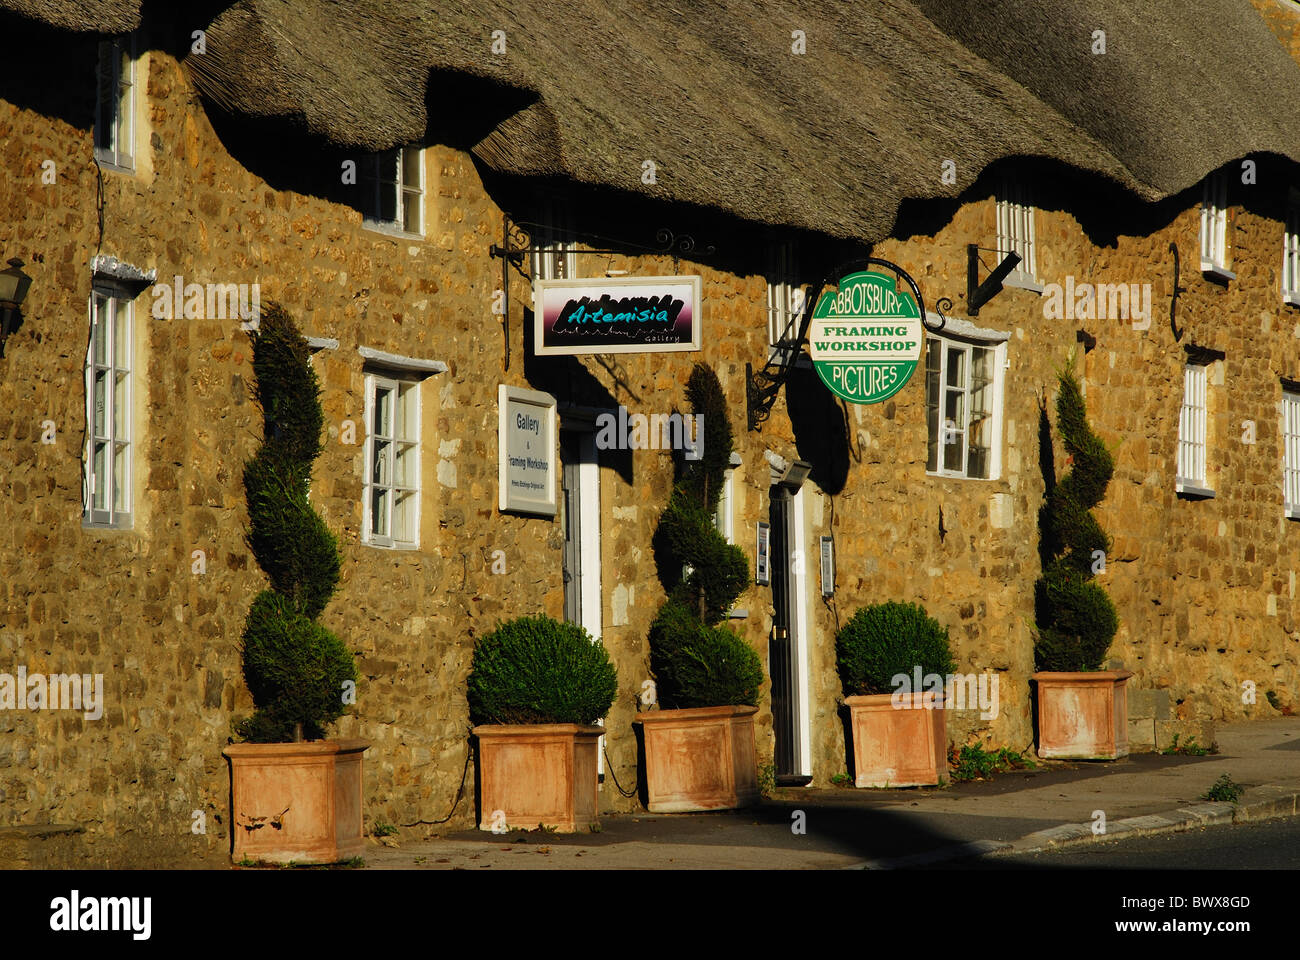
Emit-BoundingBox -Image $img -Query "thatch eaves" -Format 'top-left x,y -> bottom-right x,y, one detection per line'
0,0 -> 139,32
8,0 -> 1300,245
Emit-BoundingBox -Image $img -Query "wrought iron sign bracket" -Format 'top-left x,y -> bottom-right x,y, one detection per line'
488,213 -> 716,370
746,257 -> 947,431
1168,241 -> 1187,343
966,244 -> 1022,317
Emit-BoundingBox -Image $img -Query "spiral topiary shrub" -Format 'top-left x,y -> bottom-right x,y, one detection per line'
836,601 -> 956,697
237,303 -> 357,742
1034,362 -> 1119,672
648,364 -> 763,708
649,600 -> 764,709
467,615 -> 618,725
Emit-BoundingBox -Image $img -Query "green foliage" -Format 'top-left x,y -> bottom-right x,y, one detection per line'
647,364 -> 764,707
1265,689 -> 1282,711
758,762 -> 777,797
372,823 -> 399,838
238,303 -> 355,742
236,590 -> 356,742
467,615 -> 618,725
658,487 -> 750,623
835,601 -> 955,697
949,744 -> 1037,782
649,600 -> 763,709
829,772 -> 853,787
250,304 -> 325,467
1201,774 -> 1244,803
1161,734 -> 1213,756
1034,362 -> 1119,671
243,454 -> 340,619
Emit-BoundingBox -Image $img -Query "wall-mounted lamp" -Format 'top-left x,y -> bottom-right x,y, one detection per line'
777,459 -> 812,490
0,258 -> 34,359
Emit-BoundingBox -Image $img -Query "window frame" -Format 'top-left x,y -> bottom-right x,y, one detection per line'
995,177 -> 1042,293
1283,387 -> 1300,519
1283,192 -> 1300,307
94,33 -> 135,172
363,372 -> 421,549
361,145 -> 425,237
1176,361 -> 1214,497
924,333 -> 1006,481
83,284 -> 134,529
766,240 -> 808,364
1200,170 -> 1235,281
530,195 -> 576,282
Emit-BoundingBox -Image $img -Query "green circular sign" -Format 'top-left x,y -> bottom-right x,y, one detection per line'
808,271 -> 922,404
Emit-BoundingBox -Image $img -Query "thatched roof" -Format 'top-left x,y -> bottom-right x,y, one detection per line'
9,0 -> 1300,244
0,0 -> 137,32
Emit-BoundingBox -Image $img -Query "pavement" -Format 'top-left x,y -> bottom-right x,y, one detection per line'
360,717 -> 1300,870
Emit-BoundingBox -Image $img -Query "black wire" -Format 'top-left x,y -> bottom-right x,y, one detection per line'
415,739 -> 472,827
602,743 -> 639,798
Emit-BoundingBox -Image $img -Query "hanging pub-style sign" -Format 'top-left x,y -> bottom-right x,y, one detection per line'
807,270 -> 923,405
533,275 -> 703,356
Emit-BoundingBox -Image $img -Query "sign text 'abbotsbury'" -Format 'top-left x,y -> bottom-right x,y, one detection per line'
808,271 -> 922,404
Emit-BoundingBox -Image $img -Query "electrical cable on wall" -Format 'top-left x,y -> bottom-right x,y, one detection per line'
602,744 -> 638,798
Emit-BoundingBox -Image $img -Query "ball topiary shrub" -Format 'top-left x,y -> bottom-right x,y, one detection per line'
467,615 -> 619,725
1033,362 -> 1119,672
836,601 -> 956,697
647,364 -> 763,708
236,303 -> 357,742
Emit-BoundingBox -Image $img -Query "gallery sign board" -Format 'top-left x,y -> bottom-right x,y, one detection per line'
498,384 -> 558,516
533,275 -> 703,356
807,270 -> 922,404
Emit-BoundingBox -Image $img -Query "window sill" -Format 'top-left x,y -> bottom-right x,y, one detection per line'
362,539 -> 420,551
1200,260 -> 1235,283
1001,273 -> 1044,295
1287,508 -> 1300,521
362,220 -> 424,242
1283,292 -> 1300,308
926,469 -> 1000,482
94,155 -> 136,176
1175,480 -> 1215,499
82,515 -> 134,531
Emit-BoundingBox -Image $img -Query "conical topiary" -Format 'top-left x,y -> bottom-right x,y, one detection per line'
648,364 -> 762,709
237,303 -> 357,742
1033,361 -> 1119,672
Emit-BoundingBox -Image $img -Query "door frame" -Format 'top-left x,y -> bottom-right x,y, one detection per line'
560,408 -> 605,771
769,458 -> 813,784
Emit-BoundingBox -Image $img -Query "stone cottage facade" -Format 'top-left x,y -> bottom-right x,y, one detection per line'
1,0 -> 1299,866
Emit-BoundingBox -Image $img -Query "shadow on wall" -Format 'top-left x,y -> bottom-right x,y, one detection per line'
784,363 -> 850,496
521,311 -> 632,487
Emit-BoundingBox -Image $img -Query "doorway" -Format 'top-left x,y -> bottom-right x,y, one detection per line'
560,428 -> 603,771
769,482 -> 812,785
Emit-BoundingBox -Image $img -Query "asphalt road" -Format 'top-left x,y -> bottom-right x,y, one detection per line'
949,817 -> 1300,869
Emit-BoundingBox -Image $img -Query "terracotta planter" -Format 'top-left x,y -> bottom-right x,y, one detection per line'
634,705 -> 759,812
223,739 -> 368,864
844,694 -> 947,787
1033,670 -> 1134,759
473,723 -> 603,833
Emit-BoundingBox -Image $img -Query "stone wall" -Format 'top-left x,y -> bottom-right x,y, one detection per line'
1,30 -> 1297,867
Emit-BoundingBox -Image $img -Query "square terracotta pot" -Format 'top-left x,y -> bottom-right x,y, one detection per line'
844,694 -> 947,787
1033,670 -> 1134,759
634,705 -> 759,812
223,739 -> 369,865
473,723 -> 604,832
